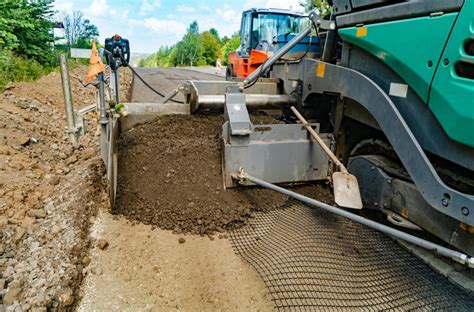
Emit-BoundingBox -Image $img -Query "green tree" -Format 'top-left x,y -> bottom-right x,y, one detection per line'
222,33 -> 240,65
62,11 -> 99,48
300,0 -> 331,16
175,21 -> 203,66
201,31 -> 221,65
209,28 -> 220,42
0,0 -> 56,64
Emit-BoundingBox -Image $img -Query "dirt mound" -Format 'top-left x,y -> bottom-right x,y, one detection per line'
0,66 -> 132,310
115,114 -> 332,235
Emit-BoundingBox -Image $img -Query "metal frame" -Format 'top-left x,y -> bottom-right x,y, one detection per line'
343,46 -> 474,171
298,58 -> 473,226
349,155 -> 474,255
222,121 -> 330,188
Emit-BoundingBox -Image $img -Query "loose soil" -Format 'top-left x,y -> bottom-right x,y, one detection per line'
0,66 -> 132,310
115,114 -> 333,235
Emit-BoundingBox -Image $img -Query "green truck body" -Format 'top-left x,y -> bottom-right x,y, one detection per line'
339,0 -> 474,147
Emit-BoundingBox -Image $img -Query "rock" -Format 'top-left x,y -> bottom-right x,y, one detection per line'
65,155 -> 77,165
178,237 -> 185,244
0,216 -> 7,228
96,239 -> 108,250
3,280 -> 22,305
50,225 -> 61,235
13,228 -> 26,243
0,245 -> 3,255
47,175 -> 60,186
56,288 -> 73,307
21,216 -> 35,227
82,148 -> 96,160
82,256 -> 91,267
5,82 -> 15,90
16,135 -> 30,147
12,190 -> 25,202
27,209 -> 46,219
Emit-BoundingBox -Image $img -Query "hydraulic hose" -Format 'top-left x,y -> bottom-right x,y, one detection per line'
127,65 -> 185,104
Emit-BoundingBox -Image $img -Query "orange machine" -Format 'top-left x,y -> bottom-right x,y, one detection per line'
227,49 -> 269,79
226,8 -> 308,80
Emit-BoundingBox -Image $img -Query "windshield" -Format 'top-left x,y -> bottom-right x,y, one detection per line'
251,13 -> 306,50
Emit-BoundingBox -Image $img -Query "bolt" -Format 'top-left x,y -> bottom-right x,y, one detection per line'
387,179 -> 392,184
383,203 -> 388,208
371,166 -> 375,170
442,198 -> 449,207
428,60 -> 433,67
443,58 -> 449,66
374,202 -> 378,207
462,207 -> 469,216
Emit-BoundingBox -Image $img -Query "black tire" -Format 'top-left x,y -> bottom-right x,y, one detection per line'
225,64 -> 234,81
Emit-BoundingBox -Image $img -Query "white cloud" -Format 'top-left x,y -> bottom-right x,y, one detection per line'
266,0 -> 304,11
243,0 -> 304,12
130,18 -> 186,38
54,0 -> 73,12
139,0 -> 162,16
216,8 -> 240,24
176,5 -> 196,13
83,0 -> 109,17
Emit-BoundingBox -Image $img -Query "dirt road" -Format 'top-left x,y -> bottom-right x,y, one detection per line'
130,67 -> 224,103
79,68 -> 274,310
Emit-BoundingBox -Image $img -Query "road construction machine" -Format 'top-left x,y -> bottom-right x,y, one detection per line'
96,0 -> 474,267
226,8 -> 320,80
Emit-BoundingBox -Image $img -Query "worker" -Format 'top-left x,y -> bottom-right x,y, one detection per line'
215,58 -> 222,74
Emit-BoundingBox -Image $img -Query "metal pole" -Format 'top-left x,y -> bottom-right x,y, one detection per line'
321,14 -> 337,63
235,172 -> 474,268
114,68 -> 120,104
98,73 -> 108,124
243,26 -> 312,86
59,54 -> 78,144
163,89 -> 179,103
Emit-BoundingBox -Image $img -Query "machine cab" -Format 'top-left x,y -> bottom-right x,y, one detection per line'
238,8 -> 308,57
228,8 -> 318,79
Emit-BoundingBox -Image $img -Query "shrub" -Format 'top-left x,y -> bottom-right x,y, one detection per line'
0,49 -> 51,91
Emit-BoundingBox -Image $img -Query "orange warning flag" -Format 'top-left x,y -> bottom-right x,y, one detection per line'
85,40 -> 106,82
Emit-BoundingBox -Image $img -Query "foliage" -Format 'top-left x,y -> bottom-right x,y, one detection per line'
201,31 -> 222,65
299,0 -> 331,16
221,33 -> 240,65
62,11 -> 99,48
0,1 -> 101,90
175,21 -> 203,66
0,49 -> 49,90
139,21 -> 239,68
0,0 -> 56,64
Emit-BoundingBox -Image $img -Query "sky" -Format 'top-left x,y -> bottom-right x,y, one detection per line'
53,0 -> 305,54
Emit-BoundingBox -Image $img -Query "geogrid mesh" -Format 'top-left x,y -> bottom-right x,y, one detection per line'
230,200 -> 474,311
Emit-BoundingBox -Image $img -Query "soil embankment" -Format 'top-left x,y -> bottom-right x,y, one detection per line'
0,67 -> 132,310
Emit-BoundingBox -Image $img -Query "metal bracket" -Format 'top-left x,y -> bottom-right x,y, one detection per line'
309,11 -> 336,30
224,92 -> 252,136
222,121 -> 330,188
